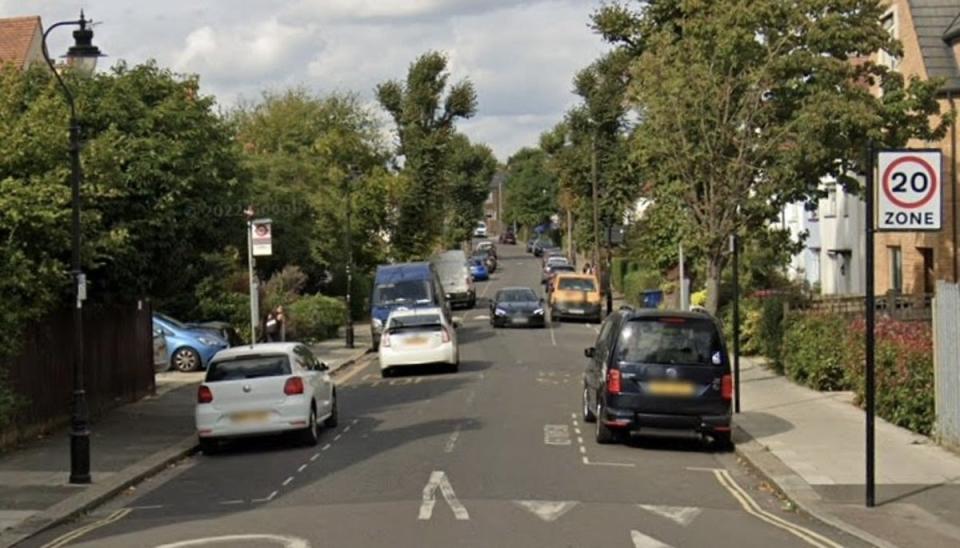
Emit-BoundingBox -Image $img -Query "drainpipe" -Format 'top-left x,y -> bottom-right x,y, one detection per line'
951,91 -> 958,283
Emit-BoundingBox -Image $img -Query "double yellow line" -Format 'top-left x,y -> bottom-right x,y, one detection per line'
713,469 -> 844,548
41,508 -> 131,548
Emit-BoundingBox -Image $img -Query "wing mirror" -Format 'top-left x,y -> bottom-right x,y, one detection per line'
584,347 -> 595,358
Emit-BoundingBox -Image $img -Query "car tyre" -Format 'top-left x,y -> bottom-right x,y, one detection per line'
172,346 -> 201,372
199,437 -> 220,455
595,403 -> 620,444
300,406 -> 320,446
713,431 -> 734,452
582,386 -> 596,423
324,392 -> 339,428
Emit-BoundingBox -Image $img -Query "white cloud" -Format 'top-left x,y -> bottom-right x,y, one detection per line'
10,0 -> 610,159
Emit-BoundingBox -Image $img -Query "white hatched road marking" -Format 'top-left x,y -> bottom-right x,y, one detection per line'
418,471 -> 469,520
638,504 -> 702,526
514,500 -> 578,522
631,529 -> 674,548
544,424 -> 571,445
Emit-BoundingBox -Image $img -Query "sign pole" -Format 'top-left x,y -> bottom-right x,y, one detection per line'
246,217 -> 257,345
865,143 -> 876,508
731,233 -> 741,414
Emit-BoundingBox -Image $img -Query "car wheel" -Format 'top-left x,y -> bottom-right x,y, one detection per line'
713,431 -> 734,452
199,437 -> 220,455
583,386 -> 596,423
381,367 -> 393,378
300,406 -> 320,446
172,347 -> 201,372
324,392 -> 339,428
595,403 -> 619,444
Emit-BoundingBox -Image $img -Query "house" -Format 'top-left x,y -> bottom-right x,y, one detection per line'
873,0 -> 960,294
0,16 -> 44,70
782,178 -> 867,295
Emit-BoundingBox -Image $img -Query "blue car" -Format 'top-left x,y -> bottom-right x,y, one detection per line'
469,258 -> 489,281
153,313 -> 228,372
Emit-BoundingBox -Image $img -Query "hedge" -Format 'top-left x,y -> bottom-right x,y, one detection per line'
781,313 -> 850,391
287,294 -> 346,341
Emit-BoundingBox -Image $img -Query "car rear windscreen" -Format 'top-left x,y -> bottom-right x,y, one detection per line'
617,318 -> 723,366
389,314 -> 443,332
557,278 -> 596,291
206,355 -> 292,381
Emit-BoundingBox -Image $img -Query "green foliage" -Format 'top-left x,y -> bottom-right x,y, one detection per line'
781,314 -> 850,390
262,266 -> 308,312
445,134 -> 498,247
0,367 -> 24,428
504,148 -> 557,229
623,268 -> 662,305
287,294 -> 346,342
376,51 -> 478,259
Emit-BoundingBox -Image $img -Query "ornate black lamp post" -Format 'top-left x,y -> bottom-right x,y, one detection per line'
39,11 -> 104,485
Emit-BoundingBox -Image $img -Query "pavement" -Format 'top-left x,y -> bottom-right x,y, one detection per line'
0,330 -> 370,548
735,356 -> 960,548
14,245 -> 873,548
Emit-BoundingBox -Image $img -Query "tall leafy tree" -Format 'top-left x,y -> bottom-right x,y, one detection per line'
445,134 -> 498,247
376,51 -> 477,259
596,0 -> 949,312
503,147 -> 557,230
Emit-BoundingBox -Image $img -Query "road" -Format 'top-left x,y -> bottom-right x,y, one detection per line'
25,245 -> 868,548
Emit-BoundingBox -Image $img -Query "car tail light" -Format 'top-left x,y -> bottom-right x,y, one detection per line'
606,369 -> 621,394
284,377 -> 305,395
441,327 -> 451,343
197,385 -> 213,404
721,374 -> 733,400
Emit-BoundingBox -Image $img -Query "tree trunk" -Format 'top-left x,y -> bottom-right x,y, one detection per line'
705,257 -> 722,315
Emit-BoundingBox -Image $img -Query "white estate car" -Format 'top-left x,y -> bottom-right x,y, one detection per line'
195,343 -> 338,453
379,307 -> 459,377
473,221 -> 487,237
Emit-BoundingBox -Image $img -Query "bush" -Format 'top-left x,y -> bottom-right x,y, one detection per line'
194,275 -> 251,342
0,367 -> 23,429
623,268 -> 662,305
844,318 -> 935,435
781,314 -> 851,390
720,298 -> 762,356
287,294 -> 346,341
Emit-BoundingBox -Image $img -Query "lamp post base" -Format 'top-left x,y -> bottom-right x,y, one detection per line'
69,430 -> 91,484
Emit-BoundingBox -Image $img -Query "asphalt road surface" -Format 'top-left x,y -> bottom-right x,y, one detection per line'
25,244 -> 870,548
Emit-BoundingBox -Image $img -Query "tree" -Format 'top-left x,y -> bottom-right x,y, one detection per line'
503,147 -> 557,231
445,134 -> 497,247
376,51 -> 477,259
596,0 -> 949,312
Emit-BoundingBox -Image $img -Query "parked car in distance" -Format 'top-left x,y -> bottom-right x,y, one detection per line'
549,273 -> 603,323
153,313 -> 229,372
499,231 -> 516,245
370,262 -> 450,350
544,263 -> 576,287
474,247 -> 497,273
532,237 -> 555,257
473,221 -> 488,237
542,254 -> 569,275
582,310 -> 733,448
432,250 -> 476,309
379,307 -> 459,377
540,248 -> 564,266
526,237 -> 538,253
469,257 -> 490,281
189,321 -> 243,347
195,343 -> 338,454
490,287 -> 546,328
475,240 -> 497,258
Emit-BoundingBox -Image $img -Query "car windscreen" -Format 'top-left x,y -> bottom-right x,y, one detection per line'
388,314 -> 443,332
155,313 -> 186,329
616,318 -> 723,366
498,289 -> 537,303
557,278 -> 596,291
373,279 -> 432,306
206,355 -> 292,382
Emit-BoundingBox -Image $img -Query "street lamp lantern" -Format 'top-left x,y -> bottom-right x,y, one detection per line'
64,14 -> 103,76
40,11 -> 105,486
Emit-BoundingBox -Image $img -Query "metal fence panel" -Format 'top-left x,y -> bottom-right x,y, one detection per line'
934,281 -> 960,449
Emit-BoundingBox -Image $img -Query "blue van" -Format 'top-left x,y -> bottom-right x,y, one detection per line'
370,262 -> 448,349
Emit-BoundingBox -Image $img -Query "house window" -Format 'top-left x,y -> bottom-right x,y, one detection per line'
824,187 -> 837,217
889,246 -> 903,293
879,11 -> 900,70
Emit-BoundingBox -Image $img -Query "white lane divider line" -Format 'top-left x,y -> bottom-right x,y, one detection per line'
343,425 -> 351,433
514,500 -> 579,522
282,476 -> 294,487
713,469 -> 842,548
571,413 -> 577,419
638,504 -> 702,527
544,424 -> 571,446
576,436 -> 584,444
334,434 -> 342,441
631,529 -> 674,548
42,509 -> 133,548
579,446 -> 586,454
352,418 -> 359,425
219,500 -> 244,505
574,428 -> 581,435
310,453 -> 320,462
297,464 -> 307,473
155,534 -> 310,548
251,490 -> 279,503
583,457 -> 636,467
418,471 -> 469,520
322,443 -> 332,451
444,424 -> 462,453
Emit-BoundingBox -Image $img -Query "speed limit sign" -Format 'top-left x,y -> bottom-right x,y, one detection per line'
877,150 -> 942,231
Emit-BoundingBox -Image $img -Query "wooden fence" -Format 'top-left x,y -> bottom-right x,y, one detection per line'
1,301 -> 155,448
786,291 -> 933,322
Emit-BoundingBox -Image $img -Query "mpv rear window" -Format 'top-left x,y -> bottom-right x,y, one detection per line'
617,318 -> 723,366
206,355 -> 291,382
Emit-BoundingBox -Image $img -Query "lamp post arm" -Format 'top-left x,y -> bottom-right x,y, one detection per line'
40,20 -> 83,120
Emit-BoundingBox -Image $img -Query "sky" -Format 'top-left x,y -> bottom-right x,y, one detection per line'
9,0 -> 610,160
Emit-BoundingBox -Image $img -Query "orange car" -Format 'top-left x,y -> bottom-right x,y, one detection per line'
548,273 -> 603,323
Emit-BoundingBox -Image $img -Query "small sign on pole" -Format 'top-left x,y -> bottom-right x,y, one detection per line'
877,150 -> 943,231
251,218 -> 273,256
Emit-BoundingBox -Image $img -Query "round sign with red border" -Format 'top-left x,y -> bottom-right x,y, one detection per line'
877,150 -> 942,232
881,155 -> 938,209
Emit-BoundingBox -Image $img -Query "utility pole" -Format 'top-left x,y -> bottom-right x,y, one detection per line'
344,171 -> 356,349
